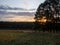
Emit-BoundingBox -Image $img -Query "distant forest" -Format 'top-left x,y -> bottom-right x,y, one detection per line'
0,21 -> 60,31
0,21 -> 34,30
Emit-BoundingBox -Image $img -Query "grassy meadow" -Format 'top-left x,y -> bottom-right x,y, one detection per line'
0,30 -> 60,45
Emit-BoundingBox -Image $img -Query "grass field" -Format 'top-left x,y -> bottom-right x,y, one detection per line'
0,30 -> 60,45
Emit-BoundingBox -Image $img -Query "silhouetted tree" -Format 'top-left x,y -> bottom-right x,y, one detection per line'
34,0 -> 60,32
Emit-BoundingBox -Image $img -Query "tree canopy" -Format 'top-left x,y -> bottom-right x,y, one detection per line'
35,0 -> 60,23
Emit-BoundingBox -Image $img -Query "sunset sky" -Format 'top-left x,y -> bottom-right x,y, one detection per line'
0,0 -> 45,22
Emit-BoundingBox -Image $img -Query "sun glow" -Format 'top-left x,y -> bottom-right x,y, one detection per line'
39,19 -> 47,23
39,16 -> 47,23
38,16 -> 53,25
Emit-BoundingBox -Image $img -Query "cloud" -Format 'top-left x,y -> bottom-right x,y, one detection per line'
0,5 -> 36,11
0,5 -> 35,22
0,5 -> 35,16
0,5 -> 36,14
0,5 -> 26,10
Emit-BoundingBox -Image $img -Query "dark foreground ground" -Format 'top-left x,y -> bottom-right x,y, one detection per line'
0,21 -> 60,45
0,30 -> 60,45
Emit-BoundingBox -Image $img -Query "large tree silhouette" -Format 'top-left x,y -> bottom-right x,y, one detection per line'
34,0 -> 60,31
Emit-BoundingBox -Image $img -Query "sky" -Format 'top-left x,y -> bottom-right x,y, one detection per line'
0,0 -> 45,9
0,0 -> 45,22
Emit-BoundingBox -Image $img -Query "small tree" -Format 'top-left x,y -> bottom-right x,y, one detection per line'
34,0 -> 60,31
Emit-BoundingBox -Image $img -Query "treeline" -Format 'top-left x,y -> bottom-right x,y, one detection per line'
0,21 -> 60,32
0,21 -> 34,30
